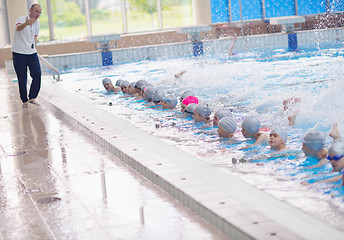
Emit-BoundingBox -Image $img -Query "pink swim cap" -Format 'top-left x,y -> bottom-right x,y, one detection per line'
182,96 -> 199,105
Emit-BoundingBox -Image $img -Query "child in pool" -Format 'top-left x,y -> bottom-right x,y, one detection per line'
120,80 -> 130,94
301,129 -> 328,168
217,116 -> 237,139
212,109 -> 233,127
180,95 -> 199,112
162,95 -> 178,109
102,78 -> 121,93
240,116 -> 269,149
193,105 -> 212,123
238,127 -> 290,163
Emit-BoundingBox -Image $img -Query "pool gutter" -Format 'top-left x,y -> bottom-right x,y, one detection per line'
40,79 -> 344,240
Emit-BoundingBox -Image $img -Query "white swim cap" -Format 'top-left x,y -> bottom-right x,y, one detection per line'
242,116 -> 261,134
328,139 -> 344,155
302,129 -> 326,151
102,78 -> 112,86
218,117 -> 237,134
195,105 -> 212,118
215,109 -> 233,120
271,127 -> 288,143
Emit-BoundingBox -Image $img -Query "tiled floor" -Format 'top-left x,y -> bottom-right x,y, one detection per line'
0,69 -> 229,240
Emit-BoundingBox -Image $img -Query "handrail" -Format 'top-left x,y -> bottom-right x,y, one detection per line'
38,54 -> 61,81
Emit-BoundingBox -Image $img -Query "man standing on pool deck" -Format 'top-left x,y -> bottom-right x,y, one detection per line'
12,3 -> 42,108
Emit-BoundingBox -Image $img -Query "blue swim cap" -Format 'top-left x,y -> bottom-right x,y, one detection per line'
180,90 -> 194,102
152,88 -> 165,102
242,116 -> 261,134
218,117 -> 237,134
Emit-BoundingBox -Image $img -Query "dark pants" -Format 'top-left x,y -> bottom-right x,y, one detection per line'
12,52 -> 41,103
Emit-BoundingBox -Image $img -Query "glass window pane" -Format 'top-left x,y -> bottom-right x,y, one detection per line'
265,0 -> 295,18
161,0 -> 192,28
38,0 -> 49,42
39,0 -> 87,41
89,0 -> 123,34
126,0 -> 159,32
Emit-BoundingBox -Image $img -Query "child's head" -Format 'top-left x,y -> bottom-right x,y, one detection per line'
120,80 -> 130,94
162,95 -> 178,109
116,79 -> 124,87
241,116 -> 261,138
302,129 -> 326,157
217,117 -> 237,138
213,109 -> 232,127
179,90 -> 194,103
127,82 -> 137,94
185,103 -> 197,116
143,86 -> 156,101
193,105 -> 212,122
102,78 -> 114,91
327,139 -> 344,172
135,80 -> 147,94
269,128 -> 288,150
181,96 -> 199,112
152,88 -> 165,105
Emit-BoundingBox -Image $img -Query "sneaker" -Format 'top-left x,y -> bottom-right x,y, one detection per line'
22,102 -> 28,108
28,99 -> 40,106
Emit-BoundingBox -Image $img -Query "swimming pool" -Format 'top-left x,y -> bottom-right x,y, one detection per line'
54,45 -> 344,231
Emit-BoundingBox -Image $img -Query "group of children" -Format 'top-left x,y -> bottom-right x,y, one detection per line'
101,77 -> 344,187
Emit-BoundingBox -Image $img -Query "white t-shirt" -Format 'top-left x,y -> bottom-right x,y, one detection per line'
11,15 -> 40,55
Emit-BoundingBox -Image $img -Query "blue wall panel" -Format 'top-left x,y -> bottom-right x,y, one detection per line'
330,0 -> 344,12
230,0 -> 241,21
297,0 -> 326,15
210,0 -> 230,23
265,0 -> 295,18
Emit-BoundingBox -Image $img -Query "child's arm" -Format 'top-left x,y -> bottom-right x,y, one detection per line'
305,158 -> 328,169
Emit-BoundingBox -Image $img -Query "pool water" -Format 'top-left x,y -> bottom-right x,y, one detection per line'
55,46 -> 344,230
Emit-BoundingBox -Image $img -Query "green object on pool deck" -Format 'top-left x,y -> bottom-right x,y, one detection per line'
12,79 -> 18,82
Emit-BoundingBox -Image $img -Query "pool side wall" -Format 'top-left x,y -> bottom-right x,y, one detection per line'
4,27 -> 344,75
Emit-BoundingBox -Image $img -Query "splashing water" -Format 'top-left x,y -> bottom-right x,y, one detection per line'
56,46 -> 344,230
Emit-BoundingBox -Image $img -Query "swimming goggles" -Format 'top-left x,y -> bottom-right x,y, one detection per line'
327,155 -> 344,161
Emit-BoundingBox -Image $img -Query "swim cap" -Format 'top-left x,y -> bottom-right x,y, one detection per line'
185,103 -> 198,114
116,79 -> 124,87
129,82 -> 136,88
152,88 -> 165,102
194,105 -> 212,118
163,95 -> 178,108
215,109 -> 233,120
135,80 -> 147,89
102,78 -> 112,86
242,116 -> 261,134
218,117 -> 237,134
271,127 -> 288,143
144,87 -> 156,100
302,129 -> 326,151
328,139 -> 344,155
120,80 -> 129,88
141,83 -> 153,91
180,90 -> 194,102
182,96 -> 199,106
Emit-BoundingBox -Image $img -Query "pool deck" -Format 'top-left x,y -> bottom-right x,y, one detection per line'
1,70 -> 344,240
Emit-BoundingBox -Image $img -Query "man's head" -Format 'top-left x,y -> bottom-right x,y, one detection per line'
29,4 -> 42,20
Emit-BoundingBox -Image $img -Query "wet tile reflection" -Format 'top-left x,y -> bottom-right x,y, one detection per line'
0,71 -> 229,239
